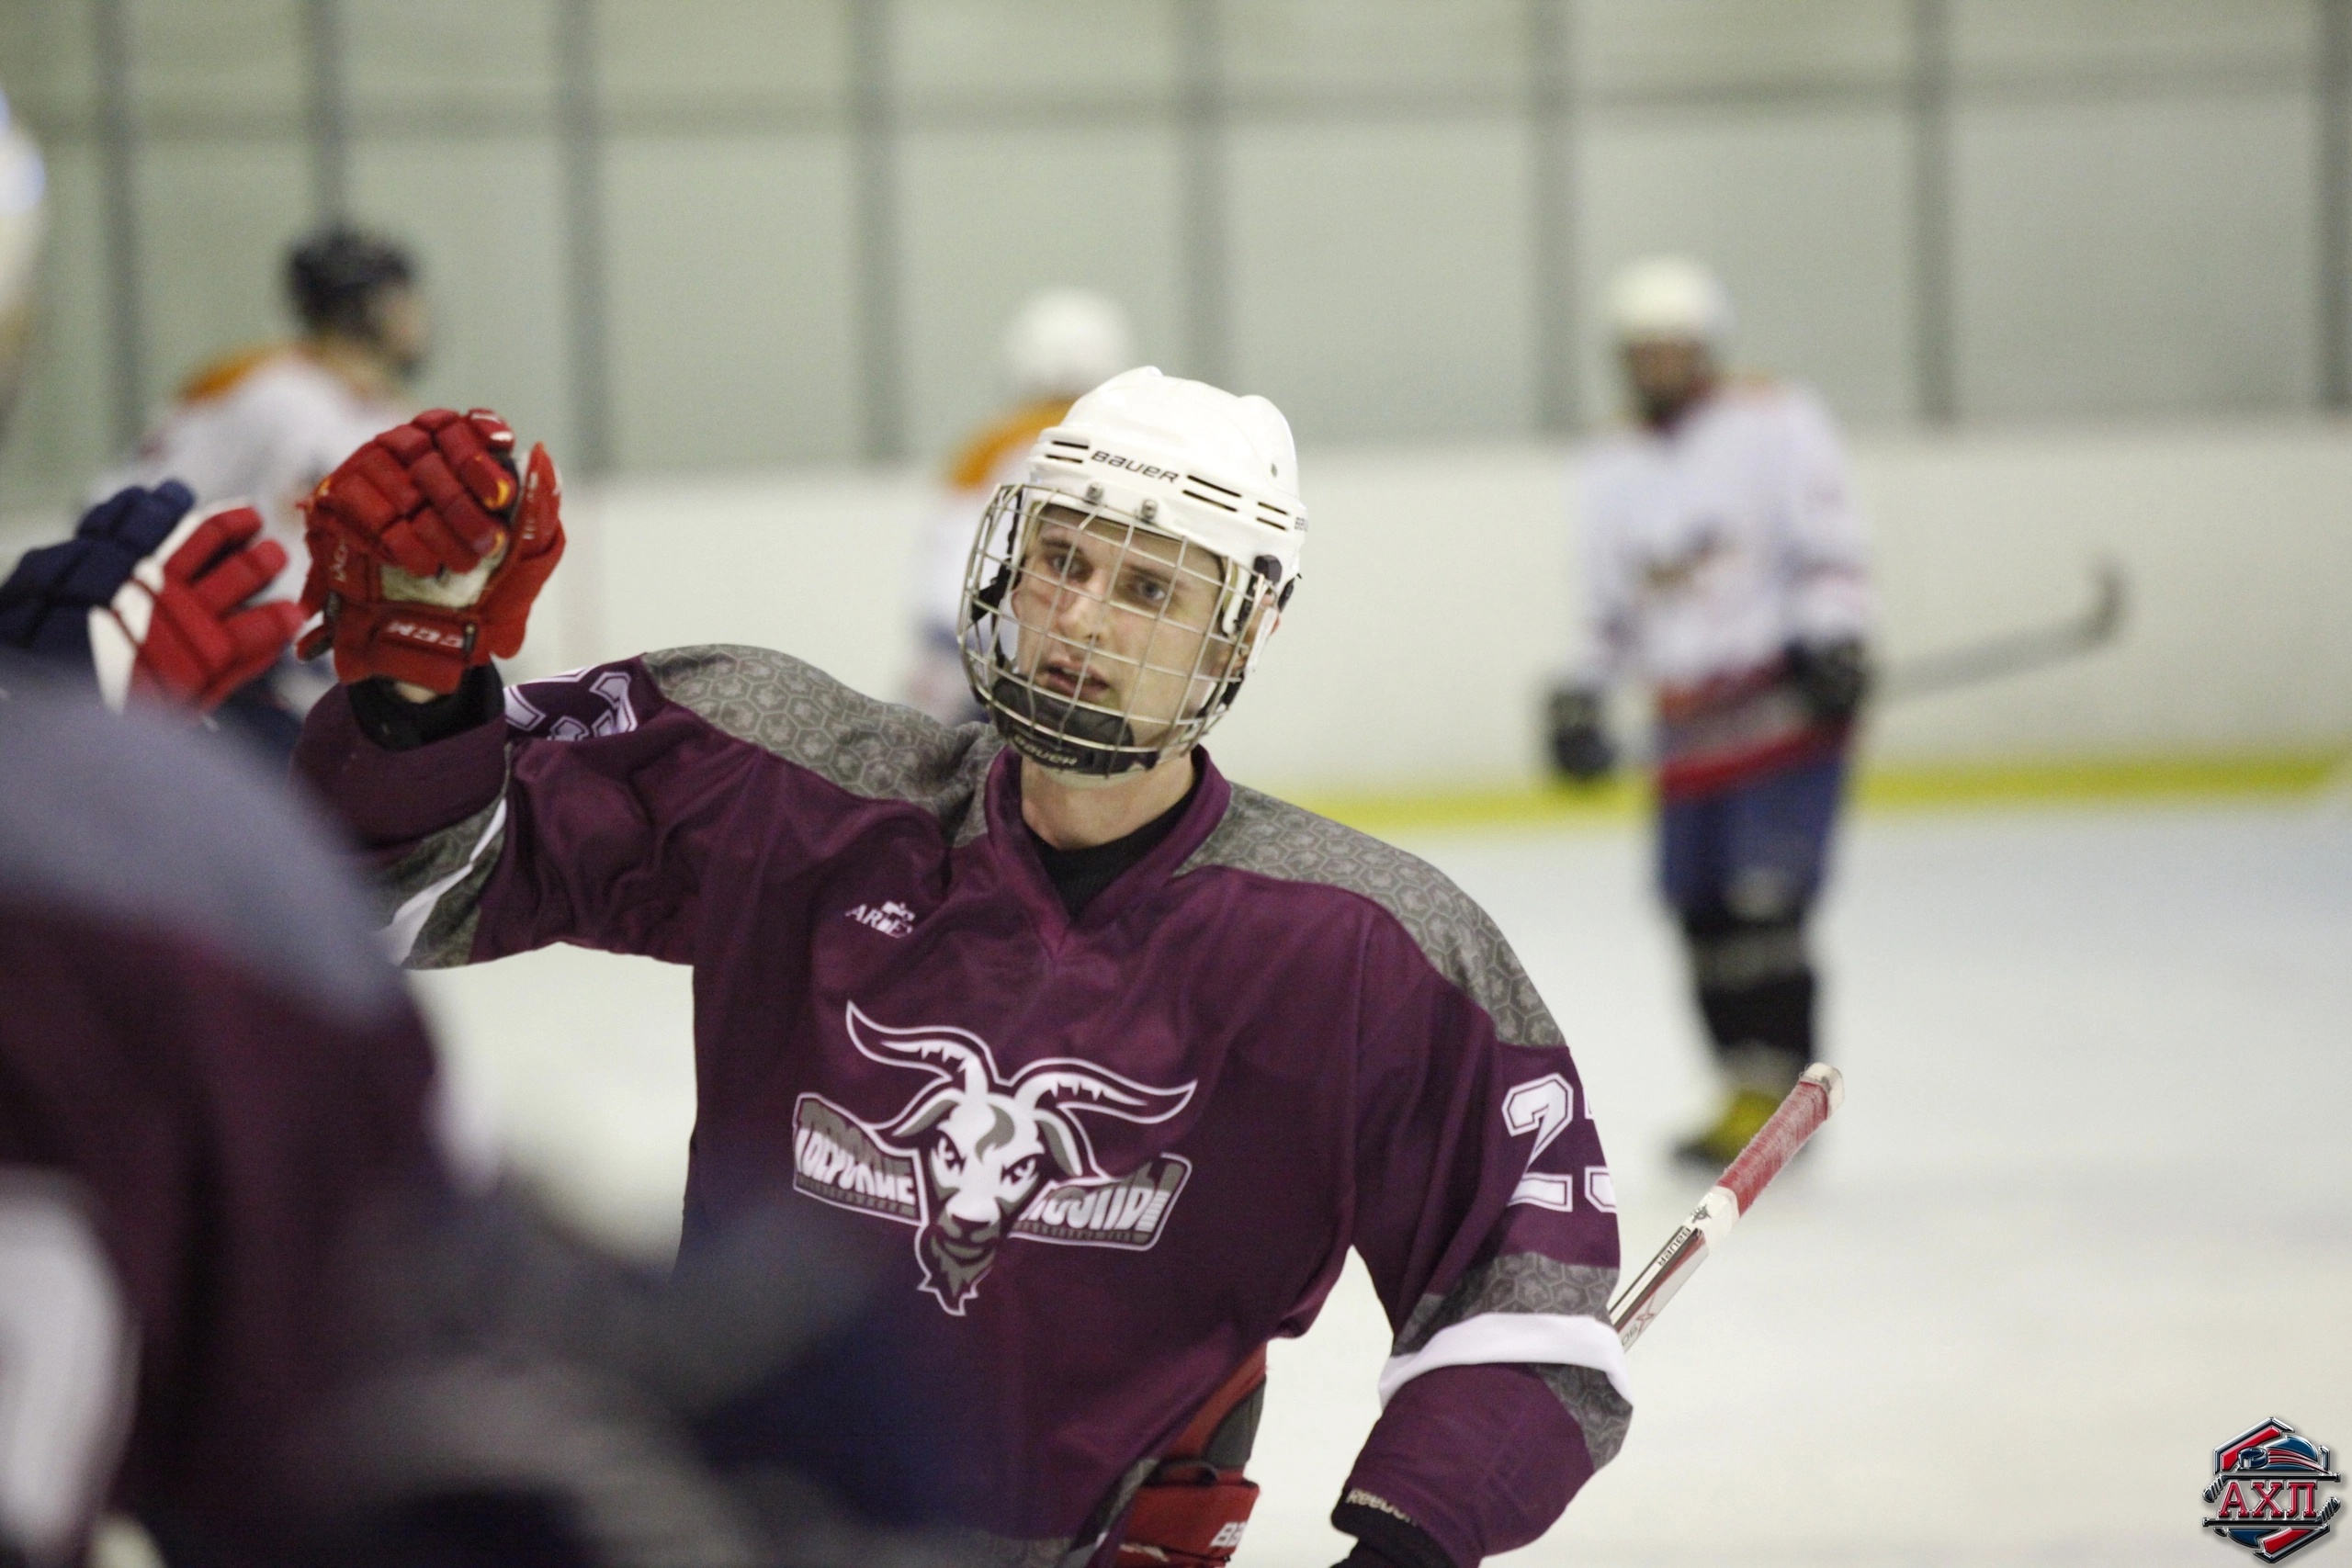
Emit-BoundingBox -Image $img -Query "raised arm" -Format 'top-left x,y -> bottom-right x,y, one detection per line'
289,408 -> 702,967
290,410 -> 990,970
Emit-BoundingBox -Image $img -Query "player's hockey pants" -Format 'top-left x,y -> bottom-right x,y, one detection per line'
1657,751 -> 1849,1086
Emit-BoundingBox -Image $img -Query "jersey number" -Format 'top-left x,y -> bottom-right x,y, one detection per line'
1502,1075 -> 1577,1212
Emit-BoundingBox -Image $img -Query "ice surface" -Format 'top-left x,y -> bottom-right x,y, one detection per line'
409,801 -> 2352,1566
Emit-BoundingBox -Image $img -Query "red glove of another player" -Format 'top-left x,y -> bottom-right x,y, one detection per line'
299,408 -> 566,694
79,495 -> 307,714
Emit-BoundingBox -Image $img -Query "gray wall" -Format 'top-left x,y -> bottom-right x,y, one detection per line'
3,0 -> 2346,513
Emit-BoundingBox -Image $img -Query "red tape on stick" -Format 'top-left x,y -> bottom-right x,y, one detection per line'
1718,1065 -> 1841,1214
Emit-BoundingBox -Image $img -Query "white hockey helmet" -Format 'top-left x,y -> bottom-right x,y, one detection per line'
1606,255 -> 1731,346
1001,288 -> 1135,404
0,91 -> 47,441
960,367 -> 1306,776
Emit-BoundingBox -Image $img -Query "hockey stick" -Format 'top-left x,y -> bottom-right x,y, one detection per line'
1877,557 -> 2126,703
1562,560 -> 2128,776
1609,1064 -> 1843,1350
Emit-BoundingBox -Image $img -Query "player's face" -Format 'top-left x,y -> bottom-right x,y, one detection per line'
372,286 -> 430,380
1006,503 -> 1240,747
1622,336 -> 1713,419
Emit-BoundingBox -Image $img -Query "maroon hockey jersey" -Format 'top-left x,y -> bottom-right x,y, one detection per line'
0,683 -> 445,1562
295,645 -> 1633,1567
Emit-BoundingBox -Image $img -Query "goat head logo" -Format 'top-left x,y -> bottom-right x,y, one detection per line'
813,1003 -> 1194,1315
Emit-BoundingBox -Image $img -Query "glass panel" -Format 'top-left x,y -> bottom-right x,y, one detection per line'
603,134 -> 860,468
1576,108 -> 1915,424
1227,118 -> 1535,442
1220,0 -> 1527,101
896,0 -> 1180,113
133,139 -> 312,414
0,142 -> 114,516
128,0 -> 306,129
0,0 -> 101,132
2335,88 -> 2352,409
1952,96 -> 2320,419
597,0 -> 850,118
1575,0 -> 1909,98
896,125 -> 1182,462
349,136 -> 574,455
1952,0 -> 2315,85
344,0 -> 557,125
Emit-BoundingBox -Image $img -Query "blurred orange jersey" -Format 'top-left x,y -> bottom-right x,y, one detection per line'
95,345 -> 408,594
905,399 -> 1073,721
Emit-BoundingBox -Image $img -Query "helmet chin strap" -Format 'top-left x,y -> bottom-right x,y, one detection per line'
988,676 -> 1161,779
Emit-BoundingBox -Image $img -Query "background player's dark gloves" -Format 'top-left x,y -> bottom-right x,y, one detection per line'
1544,682 -> 1617,783
1786,636 -> 1871,723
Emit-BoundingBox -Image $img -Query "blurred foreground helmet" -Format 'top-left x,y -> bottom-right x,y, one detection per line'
1606,254 -> 1732,346
287,223 -> 414,343
960,367 -> 1305,777
1001,288 -> 1134,404
0,90 -> 49,440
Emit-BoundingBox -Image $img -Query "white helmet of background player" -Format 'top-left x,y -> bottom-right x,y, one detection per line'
960,367 -> 1305,777
1001,288 -> 1135,404
1606,255 -> 1732,347
0,91 -> 48,441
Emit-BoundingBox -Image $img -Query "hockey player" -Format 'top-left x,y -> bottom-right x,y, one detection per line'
904,288 -> 1133,723
74,224 -> 425,748
1546,256 -> 1872,1169
0,105 -> 961,1568
96,223 -> 425,589
294,370 -> 1633,1568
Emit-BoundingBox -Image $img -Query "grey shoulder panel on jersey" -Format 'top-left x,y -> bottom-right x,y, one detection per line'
646,644 -> 1002,846
1534,1363 -> 1632,1471
0,675 -> 403,1021
379,792 -> 508,971
1396,1253 -> 1631,1469
1177,783 -> 1565,1048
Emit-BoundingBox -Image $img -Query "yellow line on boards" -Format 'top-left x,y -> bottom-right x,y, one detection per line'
1290,750 -> 2352,837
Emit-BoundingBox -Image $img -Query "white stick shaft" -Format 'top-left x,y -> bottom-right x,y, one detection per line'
1610,1065 -> 1843,1349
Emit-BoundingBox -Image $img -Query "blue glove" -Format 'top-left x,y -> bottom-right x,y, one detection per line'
0,481 -> 199,667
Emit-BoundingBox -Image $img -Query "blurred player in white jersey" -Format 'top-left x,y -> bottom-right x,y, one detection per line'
904,288 -> 1132,722
80,224 -> 424,745
1549,256 -> 1873,1169
96,223 -> 426,591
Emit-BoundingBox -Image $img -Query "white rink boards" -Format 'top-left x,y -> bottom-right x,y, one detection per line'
407,799 -> 2352,1566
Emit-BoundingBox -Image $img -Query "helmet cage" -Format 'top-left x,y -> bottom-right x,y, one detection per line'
958,480 -> 1276,777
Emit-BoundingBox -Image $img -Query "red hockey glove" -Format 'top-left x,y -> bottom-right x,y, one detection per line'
0,481 -> 305,715
113,502 -> 307,712
299,408 -> 566,694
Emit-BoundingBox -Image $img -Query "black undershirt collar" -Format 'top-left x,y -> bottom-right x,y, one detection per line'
1023,760 -> 1203,919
